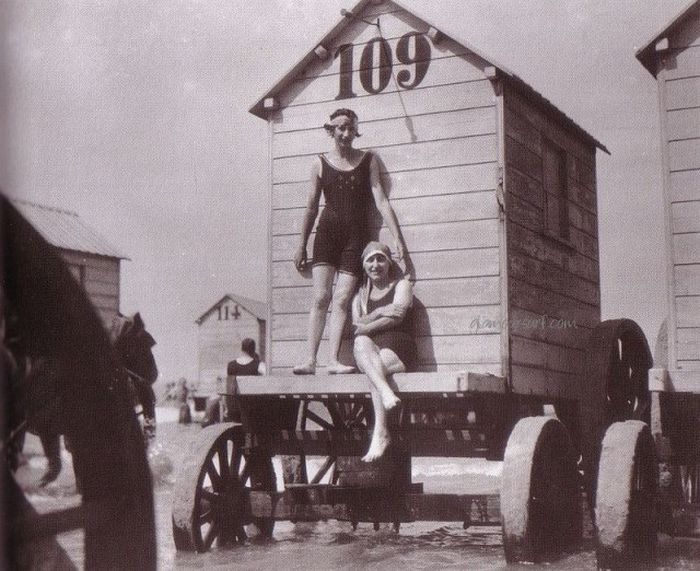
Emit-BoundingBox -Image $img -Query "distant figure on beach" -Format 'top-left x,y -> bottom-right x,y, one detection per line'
227,338 -> 266,377
293,108 -> 410,375
352,241 -> 415,462
217,338 -> 265,424
175,377 -> 191,424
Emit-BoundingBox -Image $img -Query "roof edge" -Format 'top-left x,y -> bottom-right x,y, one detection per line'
250,0 -> 376,118
195,293 -> 267,324
250,0 -> 608,153
636,0 -> 700,77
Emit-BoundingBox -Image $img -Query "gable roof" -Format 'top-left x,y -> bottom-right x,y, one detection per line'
249,0 -> 608,153
11,198 -> 127,259
636,0 -> 700,76
196,293 -> 267,324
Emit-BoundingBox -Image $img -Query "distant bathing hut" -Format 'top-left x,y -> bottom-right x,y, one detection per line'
250,0 -> 608,398
195,293 -> 266,399
637,0 -> 700,385
11,198 -> 126,327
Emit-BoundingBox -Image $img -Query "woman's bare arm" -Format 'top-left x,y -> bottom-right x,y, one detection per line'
294,159 -> 323,272
354,280 -> 413,336
368,155 -> 408,263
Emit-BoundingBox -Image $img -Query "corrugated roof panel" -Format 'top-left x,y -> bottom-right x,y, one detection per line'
10,199 -> 127,259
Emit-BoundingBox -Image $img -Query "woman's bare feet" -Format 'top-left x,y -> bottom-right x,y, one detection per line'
362,432 -> 391,462
381,392 -> 401,411
293,361 -> 316,375
327,362 -> 356,374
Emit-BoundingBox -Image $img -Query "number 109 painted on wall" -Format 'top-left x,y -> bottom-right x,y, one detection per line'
335,31 -> 432,100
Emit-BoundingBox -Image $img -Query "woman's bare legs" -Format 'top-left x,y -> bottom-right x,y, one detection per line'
294,265 -> 335,374
327,272 -> 358,373
353,336 -> 405,461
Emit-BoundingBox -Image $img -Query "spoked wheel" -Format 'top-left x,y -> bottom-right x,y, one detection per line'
327,400 -> 373,430
296,399 -> 372,485
172,423 -> 276,552
580,320 -> 653,501
501,416 -> 582,563
595,421 -> 657,569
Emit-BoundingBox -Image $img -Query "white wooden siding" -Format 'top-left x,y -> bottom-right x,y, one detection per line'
661,15 -> 700,371
267,2 -> 501,373
61,250 -> 120,328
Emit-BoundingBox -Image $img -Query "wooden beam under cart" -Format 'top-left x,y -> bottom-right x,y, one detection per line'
252,427 -> 493,457
247,490 -> 501,526
224,371 -> 507,398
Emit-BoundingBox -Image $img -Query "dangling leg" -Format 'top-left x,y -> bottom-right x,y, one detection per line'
362,386 -> 391,462
294,265 -> 335,374
354,337 -> 405,461
327,272 -> 358,374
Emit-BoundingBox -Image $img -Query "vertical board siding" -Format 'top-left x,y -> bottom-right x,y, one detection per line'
267,2 -> 502,373
662,16 -> 700,371
60,250 -> 120,328
503,88 -> 601,397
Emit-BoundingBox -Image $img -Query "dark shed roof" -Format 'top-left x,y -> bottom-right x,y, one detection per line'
196,293 -> 267,324
636,0 -> 700,76
250,0 -> 608,154
11,199 -> 126,259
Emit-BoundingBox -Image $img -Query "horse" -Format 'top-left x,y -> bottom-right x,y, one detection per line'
109,312 -> 159,441
31,312 -> 159,486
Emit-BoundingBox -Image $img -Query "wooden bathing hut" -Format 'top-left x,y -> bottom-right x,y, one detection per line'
250,0 -> 608,400
10,198 -> 126,327
172,2 -> 641,560
638,0 -> 700,388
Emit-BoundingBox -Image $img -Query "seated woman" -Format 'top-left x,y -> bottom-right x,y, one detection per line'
351,241 -> 416,462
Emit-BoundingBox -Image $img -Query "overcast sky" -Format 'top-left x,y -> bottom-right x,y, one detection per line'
1,0 -> 689,383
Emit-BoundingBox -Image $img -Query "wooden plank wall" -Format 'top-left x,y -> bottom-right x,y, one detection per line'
663,14 -> 700,371
268,2 -> 502,374
503,87 -> 600,397
61,250 -> 120,328
197,304 -> 263,394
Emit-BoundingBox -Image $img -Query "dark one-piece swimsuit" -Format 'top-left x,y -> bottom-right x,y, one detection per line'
312,151 -> 373,277
365,282 -> 416,371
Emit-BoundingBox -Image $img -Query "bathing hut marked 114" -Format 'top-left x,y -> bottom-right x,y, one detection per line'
195,293 -> 266,397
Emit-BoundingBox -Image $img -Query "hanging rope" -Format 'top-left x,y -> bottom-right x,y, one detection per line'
376,18 -> 417,141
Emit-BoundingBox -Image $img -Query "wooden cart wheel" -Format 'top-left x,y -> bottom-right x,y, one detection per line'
595,420 -> 657,569
501,416 -> 581,563
580,319 -> 653,499
172,423 -> 275,552
296,399 -> 372,485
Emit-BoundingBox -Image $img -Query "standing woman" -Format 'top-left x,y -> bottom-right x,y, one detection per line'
293,109 -> 409,375
352,241 -> 416,462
